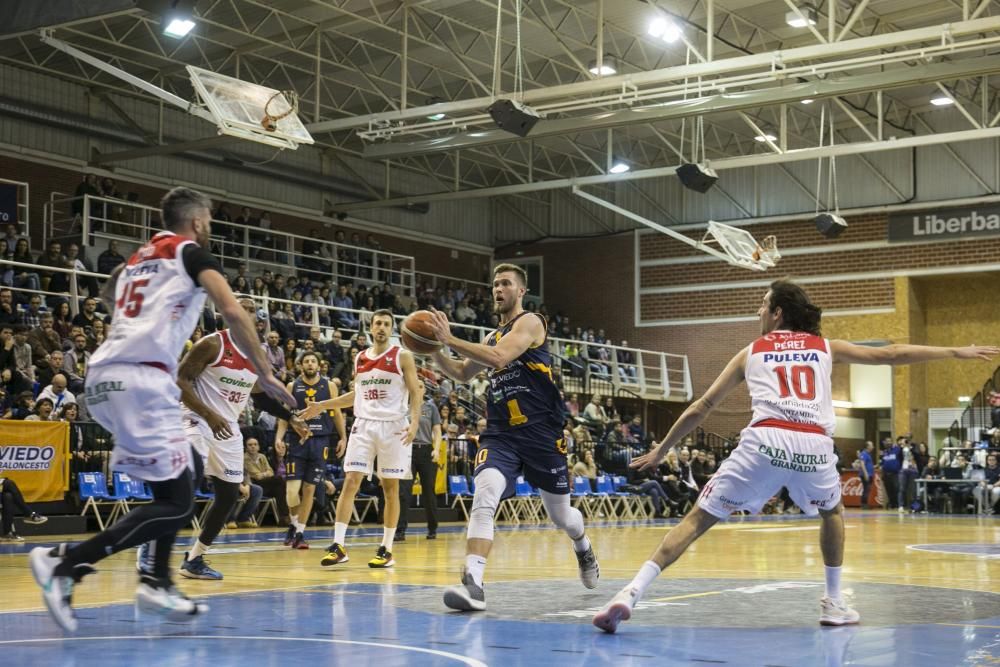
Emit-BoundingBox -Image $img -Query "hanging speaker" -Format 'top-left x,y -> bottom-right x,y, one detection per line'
676,163 -> 718,193
487,99 -> 541,137
813,213 -> 848,238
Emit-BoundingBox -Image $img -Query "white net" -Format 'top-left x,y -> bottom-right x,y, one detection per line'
702,222 -> 780,271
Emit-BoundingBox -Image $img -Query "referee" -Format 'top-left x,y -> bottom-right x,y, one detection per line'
398,395 -> 442,541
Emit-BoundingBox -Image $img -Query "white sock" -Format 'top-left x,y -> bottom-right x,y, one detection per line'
381,527 -> 396,551
825,566 -> 842,602
465,554 -> 487,587
334,522 -> 348,546
628,560 -> 662,600
293,518 -> 304,533
572,533 -> 591,553
188,540 -> 209,560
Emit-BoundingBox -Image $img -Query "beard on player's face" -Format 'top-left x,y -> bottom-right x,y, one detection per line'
303,367 -> 317,378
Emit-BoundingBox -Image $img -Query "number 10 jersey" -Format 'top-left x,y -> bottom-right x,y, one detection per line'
744,330 -> 835,437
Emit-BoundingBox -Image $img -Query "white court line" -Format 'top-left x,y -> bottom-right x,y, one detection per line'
0,635 -> 488,666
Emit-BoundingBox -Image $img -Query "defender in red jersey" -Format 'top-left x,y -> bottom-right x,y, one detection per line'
593,280 -> 998,634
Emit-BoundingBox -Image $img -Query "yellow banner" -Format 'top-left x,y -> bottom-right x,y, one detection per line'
0,420 -> 69,502
412,439 -> 449,496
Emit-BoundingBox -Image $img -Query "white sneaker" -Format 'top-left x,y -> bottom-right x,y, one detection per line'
819,596 -> 860,626
136,577 -> 209,622
592,586 -> 639,634
575,544 -> 600,590
29,546 -> 78,633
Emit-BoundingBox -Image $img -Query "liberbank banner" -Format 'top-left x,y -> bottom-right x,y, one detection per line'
889,205 -> 1000,242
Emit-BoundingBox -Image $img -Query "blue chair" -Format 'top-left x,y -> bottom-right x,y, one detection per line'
571,476 -> 599,518
77,472 -> 117,530
611,474 -> 649,519
449,475 -> 474,520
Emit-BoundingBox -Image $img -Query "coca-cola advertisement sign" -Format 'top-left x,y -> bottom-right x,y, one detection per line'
840,471 -> 883,507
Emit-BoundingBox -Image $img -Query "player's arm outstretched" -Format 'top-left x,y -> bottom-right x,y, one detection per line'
250,382 -> 310,441
328,378 -> 348,457
426,308 -> 542,380
176,334 -> 232,440
632,347 -> 750,473
299,389 -> 355,420
400,349 -> 425,445
830,340 -> 999,365
198,269 -> 295,407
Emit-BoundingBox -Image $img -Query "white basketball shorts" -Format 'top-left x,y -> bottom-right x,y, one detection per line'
86,363 -> 192,482
343,417 -> 412,479
697,425 -> 841,518
183,414 -> 245,484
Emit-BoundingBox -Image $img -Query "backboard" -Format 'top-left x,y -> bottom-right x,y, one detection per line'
187,66 -> 314,150
702,221 -> 780,271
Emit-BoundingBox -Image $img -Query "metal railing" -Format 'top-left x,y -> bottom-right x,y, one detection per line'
0,178 -> 30,235
947,364 -> 1000,445
2,255 -> 692,401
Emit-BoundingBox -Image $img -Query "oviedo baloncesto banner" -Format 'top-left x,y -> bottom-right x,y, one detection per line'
0,420 -> 69,502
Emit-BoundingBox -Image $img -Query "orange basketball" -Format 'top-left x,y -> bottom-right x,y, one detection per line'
401,310 -> 443,356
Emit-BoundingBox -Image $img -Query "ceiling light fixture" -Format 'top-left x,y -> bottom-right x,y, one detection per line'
930,95 -> 955,106
801,98 -> 814,104
609,160 -> 630,174
163,17 -> 195,38
161,0 -> 196,38
754,133 -> 778,142
785,7 -> 818,28
588,59 -> 617,76
648,16 -> 682,43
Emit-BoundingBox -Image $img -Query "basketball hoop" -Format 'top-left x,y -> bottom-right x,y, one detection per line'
261,91 -> 298,132
753,235 -> 781,265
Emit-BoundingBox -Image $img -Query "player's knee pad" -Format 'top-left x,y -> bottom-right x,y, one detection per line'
467,468 -> 506,542
286,479 -> 303,508
540,490 -> 584,537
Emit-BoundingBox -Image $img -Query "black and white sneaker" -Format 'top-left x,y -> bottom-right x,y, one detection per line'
29,545 -> 94,633
135,541 -> 155,576
25,512 -> 48,525
575,544 -> 600,589
136,575 -> 209,621
443,570 -> 486,612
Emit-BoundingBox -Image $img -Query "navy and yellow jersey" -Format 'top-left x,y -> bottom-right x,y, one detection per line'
483,311 -> 563,436
291,376 -> 334,438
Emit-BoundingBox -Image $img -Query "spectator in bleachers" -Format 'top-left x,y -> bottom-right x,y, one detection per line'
1,223 -> 22,255
38,373 -> 75,413
975,453 -> 1000,515
660,449 -> 697,507
6,238 -> 40,298
257,211 -> 275,258
28,313 -> 61,363
0,289 -> 16,326
62,333 -> 89,394
11,325 -> 33,382
331,284 -> 359,329
0,368 -> 30,416
10,390 -> 34,419
71,174 -> 100,222
690,449 -> 714,488
262,330 -> 286,382
583,393 -> 609,432
72,297 -> 105,332
251,276 -> 267,298
948,453 -> 975,513
919,457 -> 946,512
244,437 -> 289,523
51,302 -> 73,342
282,337 -> 299,378
0,323 -> 13,370
573,450 -> 599,489
35,349 -> 64,388
564,392 -> 580,419
19,294 -> 43,329
87,317 -> 106,351
34,240 -> 66,293
627,415 -> 645,443
97,240 -> 126,275
447,423 -> 474,481
25,396 -> 54,421
65,243 -> 100,297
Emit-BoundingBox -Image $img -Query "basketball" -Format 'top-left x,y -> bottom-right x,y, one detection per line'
400,310 -> 443,356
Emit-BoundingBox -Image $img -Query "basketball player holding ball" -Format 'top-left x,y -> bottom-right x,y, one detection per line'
425,263 -> 600,611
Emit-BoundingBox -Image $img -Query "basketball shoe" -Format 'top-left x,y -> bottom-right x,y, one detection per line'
29,544 -> 95,633
320,542 -> 349,566
291,531 -> 309,549
442,569 -> 486,611
179,552 -> 223,580
368,546 -> 395,568
819,596 -> 860,626
25,512 -> 48,525
136,575 -> 209,621
575,545 -> 600,589
283,525 -> 296,546
592,585 -> 640,634
136,542 -> 154,576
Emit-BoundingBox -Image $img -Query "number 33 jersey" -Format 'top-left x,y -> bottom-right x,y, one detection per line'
91,232 -> 220,377
184,329 -> 257,425
745,330 -> 835,436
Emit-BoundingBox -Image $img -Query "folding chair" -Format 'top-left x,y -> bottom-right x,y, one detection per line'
106,472 -> 142,525
448,475 -> 475,521
77,472 -> 117,530
256,497 -> 281,526
192,487 -> 215,531
612,475 -> 647,520
592,475 -> 619,519
353,493 -> 380,523
571,476 -> 599,519
513,476 -> 543,522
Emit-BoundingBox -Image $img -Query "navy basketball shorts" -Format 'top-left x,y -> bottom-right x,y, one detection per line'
287,435 -> 331,485
473,424 -> 570,497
